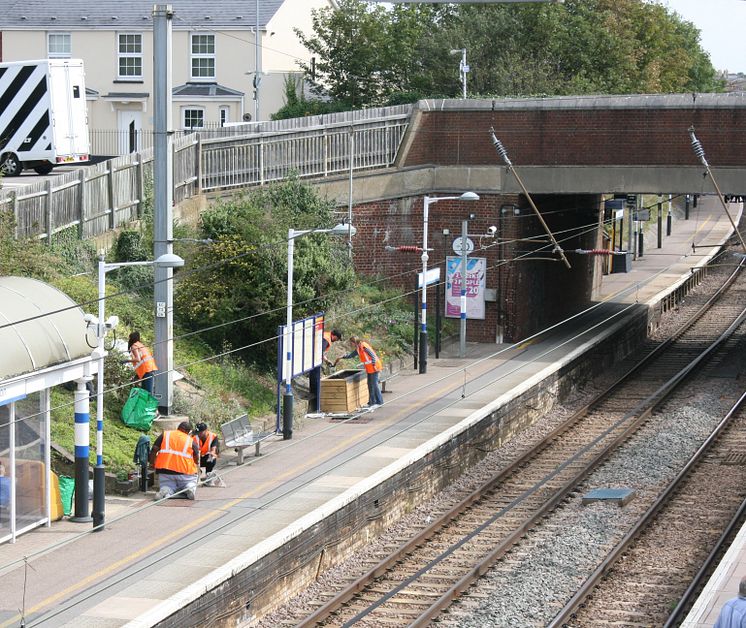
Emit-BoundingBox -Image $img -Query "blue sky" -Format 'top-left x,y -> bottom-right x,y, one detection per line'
659,0 -> 746,73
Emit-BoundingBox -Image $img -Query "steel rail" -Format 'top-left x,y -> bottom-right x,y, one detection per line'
549,385 -> 746,628
295,257 -> 744,627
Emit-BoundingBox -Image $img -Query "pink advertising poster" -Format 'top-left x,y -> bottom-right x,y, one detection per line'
445,256 -> 486,319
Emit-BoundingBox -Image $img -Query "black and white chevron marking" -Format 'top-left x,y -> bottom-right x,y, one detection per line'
0,64 -> 51,154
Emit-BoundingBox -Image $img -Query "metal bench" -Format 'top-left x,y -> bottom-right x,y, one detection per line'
221,414 -> 273,464
380,370 -> 395,394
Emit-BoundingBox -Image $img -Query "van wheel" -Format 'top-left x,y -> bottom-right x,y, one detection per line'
33,163 -> 54,175
0,153 -> 22,177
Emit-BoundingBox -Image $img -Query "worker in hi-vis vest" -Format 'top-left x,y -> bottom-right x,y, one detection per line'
128,330 -> 158,395
336,335 -> 384,408
309,328 -> 343,412
193,422 -> 219,474
149,422 -> 199,500
322,329 -> 343,366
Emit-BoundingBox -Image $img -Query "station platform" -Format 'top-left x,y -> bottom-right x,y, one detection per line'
0,196 -> 740,628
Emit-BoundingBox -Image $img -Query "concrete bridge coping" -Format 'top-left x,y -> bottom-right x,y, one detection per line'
417,92 -> 746,112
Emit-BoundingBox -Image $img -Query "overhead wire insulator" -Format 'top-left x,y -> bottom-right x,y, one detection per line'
574,248 -> 617,256
689,126 -> 709,168
489,128 -> 512,167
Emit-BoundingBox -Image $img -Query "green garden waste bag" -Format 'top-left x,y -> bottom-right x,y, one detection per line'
120,388 -> 159,431
58,475 -> 75,517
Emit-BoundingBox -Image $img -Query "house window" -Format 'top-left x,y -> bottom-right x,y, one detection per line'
220,106 -> 230,126
118,33 -> 143,79
190,34 -> 215,80
183,108 -> 205,130
48,33 -> 71,58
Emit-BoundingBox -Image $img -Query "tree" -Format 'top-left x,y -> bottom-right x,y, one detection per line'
295,0 -> 444,108
294,0 -> 722,109
175,178 -> 355,364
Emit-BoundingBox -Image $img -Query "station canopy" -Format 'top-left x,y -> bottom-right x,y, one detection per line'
0,276 -> 92,380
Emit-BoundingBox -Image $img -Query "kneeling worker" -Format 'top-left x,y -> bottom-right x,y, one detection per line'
150,421 -> 199,500
194,422 -> 219,474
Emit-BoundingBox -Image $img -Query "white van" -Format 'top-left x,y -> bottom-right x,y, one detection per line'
0,58 -> 89,176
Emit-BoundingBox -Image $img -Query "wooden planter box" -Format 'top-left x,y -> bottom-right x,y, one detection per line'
320,369 -> 367,412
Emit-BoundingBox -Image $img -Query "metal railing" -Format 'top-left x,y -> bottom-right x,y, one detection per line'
0,105 -> 412,242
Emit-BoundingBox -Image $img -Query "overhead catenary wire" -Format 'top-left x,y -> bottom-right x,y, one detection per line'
688,126 -> 746,254
0,215 -> 593,436
0,269 -> 659,583
9,226 -> 720,613
489,128 -> 572,269
0,188 -> 712,431
0,216 -> 611,432
0,188 -> 693,336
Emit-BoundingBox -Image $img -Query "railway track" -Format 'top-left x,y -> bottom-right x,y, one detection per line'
288,256 -> 746,626
550,394 -> 746,627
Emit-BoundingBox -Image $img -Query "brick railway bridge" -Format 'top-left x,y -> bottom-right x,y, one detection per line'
6,92 -> 743,345
305,94 -> 746,344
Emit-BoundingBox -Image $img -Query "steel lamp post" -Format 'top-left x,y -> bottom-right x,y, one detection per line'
88,252 -> 184,530
283,224 -> 356,439
421,192 -> 479,372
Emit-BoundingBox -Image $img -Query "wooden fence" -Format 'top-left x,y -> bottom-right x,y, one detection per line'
0,105 -> 411,242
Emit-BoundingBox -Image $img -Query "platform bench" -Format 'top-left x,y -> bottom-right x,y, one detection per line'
380,371 -> 395,394
221,414 -> 274,465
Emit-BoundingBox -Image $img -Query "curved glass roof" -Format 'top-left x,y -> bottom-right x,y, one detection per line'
0,277 -> 92,380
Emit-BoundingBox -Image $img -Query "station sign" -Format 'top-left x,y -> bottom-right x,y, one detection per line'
418,267 -> 441,289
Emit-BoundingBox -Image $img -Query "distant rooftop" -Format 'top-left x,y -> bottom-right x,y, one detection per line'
1,0 -> 284,29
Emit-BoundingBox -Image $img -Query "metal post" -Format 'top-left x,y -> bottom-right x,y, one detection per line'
638,226 -> 644,258
254,0 -> 262,121
153,5 -> 175,415
348,127 -> 354,259
9,403 -> 15,540
43,389 -> 51,528
283,229 -> 295,439
419,197 -> 430,373
635,194 -> 645,257
92,257 -> 106,530
70,380 -> 92,522
460,49 -> 467,99
628,203 -> 635,261
459,218 -> 468,358
685,194 -> 690,220
435,274 -> 441,359
496,212 -> 503,343
667,194 -> 672,236
657,195 -> 662,249
413,271 -> 418,371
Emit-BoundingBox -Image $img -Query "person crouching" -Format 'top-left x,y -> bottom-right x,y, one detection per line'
149,421 -> 199,500
193,422 -> 219,475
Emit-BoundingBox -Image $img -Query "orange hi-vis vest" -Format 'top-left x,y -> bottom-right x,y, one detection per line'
323,331 -> 333,354
131,341 -> 157,379
197,431 -> 218,456
155,430 -> 197,475
357,341 -> 382,374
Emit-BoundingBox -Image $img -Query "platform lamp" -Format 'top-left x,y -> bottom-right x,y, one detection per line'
283,223 -> 356,440
86,252 -> 184,531
420,193 -> 479,372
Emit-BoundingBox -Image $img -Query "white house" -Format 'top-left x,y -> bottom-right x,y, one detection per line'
0,0 -> 335,153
